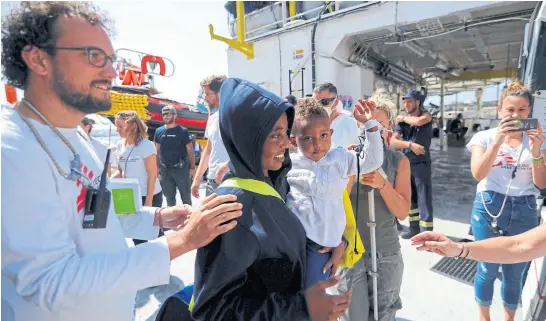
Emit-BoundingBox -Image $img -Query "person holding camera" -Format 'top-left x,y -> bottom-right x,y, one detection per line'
464,81 -> 545,321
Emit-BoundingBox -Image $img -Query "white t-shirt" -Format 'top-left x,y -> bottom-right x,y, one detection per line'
90,137 -> 109,164
1,108 -> 170,321
287,120 -> 384,247
204,112 -> 230,180
117,139 -> 162,197
466,127 -> 546,197
330,113 -> 359,149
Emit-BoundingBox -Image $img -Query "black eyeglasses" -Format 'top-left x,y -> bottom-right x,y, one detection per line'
317,97 -> 336,106
52,46 -> 118,68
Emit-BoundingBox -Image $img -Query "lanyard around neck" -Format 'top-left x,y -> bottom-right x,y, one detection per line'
15,99 -> 91,187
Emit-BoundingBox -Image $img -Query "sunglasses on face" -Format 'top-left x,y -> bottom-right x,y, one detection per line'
162,112 -> 174,117
318,97 -> 336,106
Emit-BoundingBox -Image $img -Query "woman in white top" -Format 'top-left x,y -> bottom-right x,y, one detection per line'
112,111 -> 163,208
464,82 -> 546,321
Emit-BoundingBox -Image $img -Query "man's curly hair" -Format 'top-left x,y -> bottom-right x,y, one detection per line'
1,1 -> 114,89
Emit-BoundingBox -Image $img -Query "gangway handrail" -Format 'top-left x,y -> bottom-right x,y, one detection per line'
229,1 -> 383,43
227,2 -> 324,38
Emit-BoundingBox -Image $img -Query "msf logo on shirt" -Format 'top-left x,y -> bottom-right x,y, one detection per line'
75,164 -> 101,213
492,151 -> 517,168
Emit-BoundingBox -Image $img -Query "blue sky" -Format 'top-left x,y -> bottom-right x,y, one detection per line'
1,1 -> 502,106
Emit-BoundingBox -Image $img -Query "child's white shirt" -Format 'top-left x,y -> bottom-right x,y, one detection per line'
286,119 -> 383,247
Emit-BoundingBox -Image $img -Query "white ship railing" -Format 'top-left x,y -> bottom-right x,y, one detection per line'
227,1 -> 382,41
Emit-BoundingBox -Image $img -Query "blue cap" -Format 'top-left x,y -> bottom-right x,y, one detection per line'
402,90 -> 423,101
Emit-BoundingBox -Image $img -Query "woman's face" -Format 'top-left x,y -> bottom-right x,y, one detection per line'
498,96 -> 530,120
262,113 -> 290,176
115,117 -> 127,138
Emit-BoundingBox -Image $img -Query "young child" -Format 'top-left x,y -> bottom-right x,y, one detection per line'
287,97 -> 384,287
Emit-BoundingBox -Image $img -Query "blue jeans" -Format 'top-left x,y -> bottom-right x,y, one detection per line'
471,190 -> 539,310
305,238 -> 332,288
205,179 -> 219,196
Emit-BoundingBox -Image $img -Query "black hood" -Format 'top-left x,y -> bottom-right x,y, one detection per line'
219,78 -> 294,182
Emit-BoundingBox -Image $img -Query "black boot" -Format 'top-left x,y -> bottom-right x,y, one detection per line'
396,220 -> 403,231
400,227 -> 420,239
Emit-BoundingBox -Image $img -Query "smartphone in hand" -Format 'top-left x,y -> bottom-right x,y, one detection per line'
510,118 -> 538,132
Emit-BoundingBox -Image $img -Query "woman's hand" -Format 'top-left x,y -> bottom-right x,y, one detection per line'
191,179 -> 201,198
410,231 -> 462,257
144,198 -> 153,207
305,276 -> 351,321
494,117 -> 520,145
319,241 -> 346,278
353,99 -> 377,124
528,122 -> 545,157
360,170 -> 386,189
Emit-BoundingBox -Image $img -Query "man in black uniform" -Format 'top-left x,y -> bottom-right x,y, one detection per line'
154,105 -> 196,206
391,90 -> 434,239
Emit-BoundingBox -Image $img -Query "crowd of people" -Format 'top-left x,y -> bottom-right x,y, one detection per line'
1,2 -> 545,321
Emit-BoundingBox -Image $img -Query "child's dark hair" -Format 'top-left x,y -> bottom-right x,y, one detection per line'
293,98 -> 329,134
295,97 -> 328,121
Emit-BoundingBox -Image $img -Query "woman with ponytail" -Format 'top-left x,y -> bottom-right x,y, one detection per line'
113,111 -> 163,209
416,82 -> 545,321
337,89 -> 411,321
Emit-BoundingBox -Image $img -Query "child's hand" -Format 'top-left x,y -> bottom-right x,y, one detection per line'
353,99 -> 377,124
319,241 -> 346,277
347,144 -> 358,151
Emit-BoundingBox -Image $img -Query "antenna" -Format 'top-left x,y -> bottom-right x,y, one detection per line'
99,149 -> 111,190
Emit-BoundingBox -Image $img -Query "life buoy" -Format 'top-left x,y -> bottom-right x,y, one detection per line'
141,55 -> 166,76
121,69 -> 145,86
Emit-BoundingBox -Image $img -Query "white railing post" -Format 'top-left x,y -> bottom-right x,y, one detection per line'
281,1 -> 287,28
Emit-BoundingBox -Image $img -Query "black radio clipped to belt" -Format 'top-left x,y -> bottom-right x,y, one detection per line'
82,150 -> 112,229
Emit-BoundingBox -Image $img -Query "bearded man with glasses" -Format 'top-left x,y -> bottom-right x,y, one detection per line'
312,82 -> 359,149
